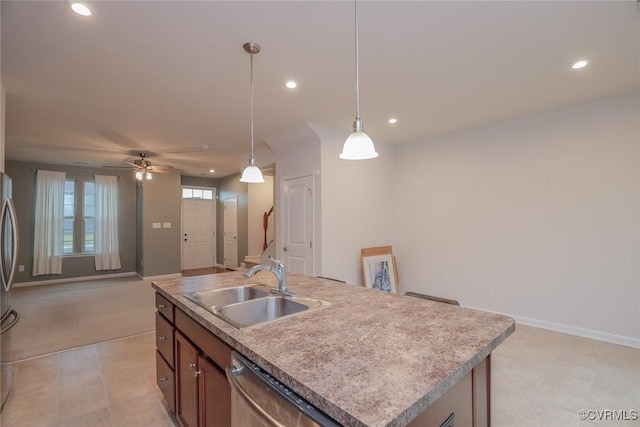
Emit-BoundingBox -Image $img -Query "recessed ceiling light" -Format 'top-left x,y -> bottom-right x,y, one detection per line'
286,81 -> 297,89
572,60 -> 588,69
70,1 -> 92,16
209,169 -> 215,173
388,118 -> 398,124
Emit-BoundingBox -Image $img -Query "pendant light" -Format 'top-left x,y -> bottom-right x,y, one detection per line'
240,42 -> 265,183
340,0 -> 378,160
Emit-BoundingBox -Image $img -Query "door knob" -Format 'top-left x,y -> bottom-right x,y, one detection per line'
283,246 -> 288,252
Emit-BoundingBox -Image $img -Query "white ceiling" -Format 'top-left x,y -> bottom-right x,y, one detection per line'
2,1 -> 639,178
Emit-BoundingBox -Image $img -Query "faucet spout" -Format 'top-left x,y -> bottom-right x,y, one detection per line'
243,256 -> 288,294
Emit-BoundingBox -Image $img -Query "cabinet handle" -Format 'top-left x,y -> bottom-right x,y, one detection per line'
160,376 -> 168,382
158,304 -> 167,309
159,336 -> 167,341
189,363 -> 196,369
194,370 -> 201,378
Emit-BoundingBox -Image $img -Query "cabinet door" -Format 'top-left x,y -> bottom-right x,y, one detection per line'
198,356 -> 231,427
175,331 -> 200,427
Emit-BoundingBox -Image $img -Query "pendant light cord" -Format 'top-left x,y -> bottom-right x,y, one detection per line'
250,51 -> 255,163
354,0 -> 361,122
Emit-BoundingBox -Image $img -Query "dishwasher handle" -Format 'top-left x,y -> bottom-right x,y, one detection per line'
226,366 -> 286,427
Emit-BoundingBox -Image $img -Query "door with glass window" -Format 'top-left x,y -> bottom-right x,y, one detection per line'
181,187 -> 216,271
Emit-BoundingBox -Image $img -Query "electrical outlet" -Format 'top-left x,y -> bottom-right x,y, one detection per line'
486,283 -> 495,294
18,265 -> 25,272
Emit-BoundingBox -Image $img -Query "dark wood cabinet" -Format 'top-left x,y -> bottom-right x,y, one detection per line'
406,356 -> 491,427
155,292 -> 232,427
199,355 -> 231,427
155,296 -> 176,412
176,331 -> 200,427
175,327 -> 232,427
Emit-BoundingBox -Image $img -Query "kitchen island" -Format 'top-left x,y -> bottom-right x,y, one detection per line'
152,271 -> 514,427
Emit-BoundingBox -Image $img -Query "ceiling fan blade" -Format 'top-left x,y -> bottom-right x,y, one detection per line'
158,145 -> 211,155
17,142 -> 122,155
102,165 -> 134,169
96,128 -> 146,152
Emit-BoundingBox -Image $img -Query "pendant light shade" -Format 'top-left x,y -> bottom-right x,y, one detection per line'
240,160 -> 264,183
239,42 -> 265,184
339,120 -> 378,160
340,0 -> 378,160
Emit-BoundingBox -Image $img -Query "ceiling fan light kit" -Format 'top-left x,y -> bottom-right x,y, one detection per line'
340,0 -> 378,161
239,42 -> 265,184
132,153 -> 154,181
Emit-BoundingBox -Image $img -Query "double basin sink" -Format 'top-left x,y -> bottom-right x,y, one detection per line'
184,284 -> 329,329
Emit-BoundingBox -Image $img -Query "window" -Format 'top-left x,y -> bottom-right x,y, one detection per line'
63,178 -> 96,255
63,180 -> 75,254
182,187 -> 214,200
84,181 -> 95,253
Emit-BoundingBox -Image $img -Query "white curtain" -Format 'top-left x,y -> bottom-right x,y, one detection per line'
33,170 -> 65,276
94,175 -> 122,270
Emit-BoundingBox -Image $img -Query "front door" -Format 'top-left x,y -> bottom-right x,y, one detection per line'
223,196 -> 238,269
182,197 -> 216,270
282,175 -> 313,275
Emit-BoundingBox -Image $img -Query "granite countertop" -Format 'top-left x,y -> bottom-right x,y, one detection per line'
152,271 -> 515,427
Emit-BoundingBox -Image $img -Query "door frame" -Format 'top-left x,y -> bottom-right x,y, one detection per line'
180,185 -> 217,271
278,171 -> 318,276
223,195 -> 239,270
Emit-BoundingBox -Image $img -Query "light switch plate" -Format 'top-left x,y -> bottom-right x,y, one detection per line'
152,222 -> 161,229
162,222 -> 171,228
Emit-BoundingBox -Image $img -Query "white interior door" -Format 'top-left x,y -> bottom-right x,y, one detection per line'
282,175 -> 313,275
224,196 -> 238,269
182,197 -> 216,270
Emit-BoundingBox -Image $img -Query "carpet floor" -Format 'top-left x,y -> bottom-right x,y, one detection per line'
6,276 -> 156,362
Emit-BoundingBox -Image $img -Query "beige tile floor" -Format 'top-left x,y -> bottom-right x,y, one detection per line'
492,325 -> 640,427
1,323 -> 638,426
1,332 -> 178,427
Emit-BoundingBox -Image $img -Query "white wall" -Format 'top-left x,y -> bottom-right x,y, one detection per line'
267,123 -> 322,271
393,92 -> 640,343
247,175 -> 274,257
316,123 -> 396,284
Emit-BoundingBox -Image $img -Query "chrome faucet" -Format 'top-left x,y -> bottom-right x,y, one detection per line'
244,256 -> 289,295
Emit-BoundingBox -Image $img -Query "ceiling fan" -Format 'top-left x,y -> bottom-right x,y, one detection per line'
105,152 -> 172,181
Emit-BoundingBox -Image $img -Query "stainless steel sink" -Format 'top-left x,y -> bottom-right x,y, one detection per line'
214,296 -> 329,329
184,284 -> 271,309
184,285 -> 330,329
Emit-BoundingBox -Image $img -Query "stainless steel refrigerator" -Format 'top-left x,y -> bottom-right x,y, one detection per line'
0,173 -> 19,410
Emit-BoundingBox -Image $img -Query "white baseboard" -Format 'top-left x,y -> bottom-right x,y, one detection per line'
14,272 -> 138,288
137,272 -> 182,281
466,305 -> 640,349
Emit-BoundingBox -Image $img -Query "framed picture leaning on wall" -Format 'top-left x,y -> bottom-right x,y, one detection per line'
361,246 -> 398,293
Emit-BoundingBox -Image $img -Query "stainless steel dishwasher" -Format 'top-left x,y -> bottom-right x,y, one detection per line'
226,352 -> 341,427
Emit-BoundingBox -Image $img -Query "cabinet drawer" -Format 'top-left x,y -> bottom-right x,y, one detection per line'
156,312 -> 175,368
156,350 -> 175,413
156,293 -> 175,323
175,309 -> 232,370
407,369 -> 473,427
